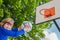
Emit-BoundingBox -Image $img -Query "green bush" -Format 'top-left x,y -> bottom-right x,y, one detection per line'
0,0 -> 52,40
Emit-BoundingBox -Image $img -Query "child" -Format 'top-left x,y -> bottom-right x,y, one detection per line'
0,18 -> 29,40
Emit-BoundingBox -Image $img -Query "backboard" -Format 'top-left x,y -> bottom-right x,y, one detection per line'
36,0 -> 60,24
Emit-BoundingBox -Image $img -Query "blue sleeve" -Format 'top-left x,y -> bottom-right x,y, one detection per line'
0,27 -> 25,37
12,28 -> 18,31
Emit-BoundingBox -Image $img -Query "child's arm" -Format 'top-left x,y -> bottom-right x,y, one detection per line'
0,27 -> 25,37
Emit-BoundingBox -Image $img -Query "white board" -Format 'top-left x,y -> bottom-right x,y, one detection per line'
36,0 -> 60,24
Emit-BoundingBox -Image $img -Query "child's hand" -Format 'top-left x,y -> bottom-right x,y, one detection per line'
18,25 -> 29,32
18,26 -> 23,30
18,21 -> 32,32
24,25 -> 29,32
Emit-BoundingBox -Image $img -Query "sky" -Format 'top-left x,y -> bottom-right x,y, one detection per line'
49,19 -> 60,40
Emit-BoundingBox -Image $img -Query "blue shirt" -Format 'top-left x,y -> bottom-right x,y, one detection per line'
0,26 -> 25,40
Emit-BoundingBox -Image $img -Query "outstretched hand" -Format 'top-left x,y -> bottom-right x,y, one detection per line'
18,25 -> 29,32
24,25 -> 29,32
18,21 -> 32,32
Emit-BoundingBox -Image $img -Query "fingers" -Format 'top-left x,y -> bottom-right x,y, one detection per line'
18,26 -> 23,30
24,25 -> 29,32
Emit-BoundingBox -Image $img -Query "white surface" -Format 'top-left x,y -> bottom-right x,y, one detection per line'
44,33 -> 59,40
42,30 -> 59,40
36,0 -> 60,24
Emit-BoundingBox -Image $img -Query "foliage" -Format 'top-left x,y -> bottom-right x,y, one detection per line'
0,0 -> 52,40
